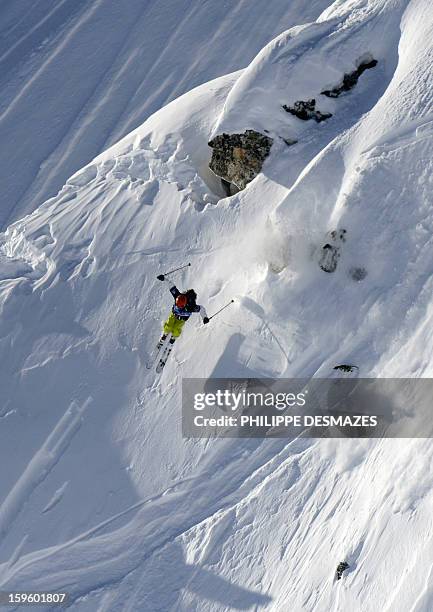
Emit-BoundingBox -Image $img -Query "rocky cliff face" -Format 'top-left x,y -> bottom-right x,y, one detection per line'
208,130 -> 273,191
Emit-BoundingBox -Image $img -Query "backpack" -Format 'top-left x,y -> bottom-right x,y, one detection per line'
185,289 -> 197,310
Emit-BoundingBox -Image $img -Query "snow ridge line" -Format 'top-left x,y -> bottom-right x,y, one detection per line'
0,398 -> 91,548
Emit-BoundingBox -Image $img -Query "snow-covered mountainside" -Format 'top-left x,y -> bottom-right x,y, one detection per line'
1,0 -> 433,610
0,0 -> 333,228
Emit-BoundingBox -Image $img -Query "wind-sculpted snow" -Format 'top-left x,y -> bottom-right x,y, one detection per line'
0,0 -> 334,228
0,0 -> 432,610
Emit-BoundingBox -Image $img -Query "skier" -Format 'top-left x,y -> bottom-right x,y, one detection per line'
150,274 -> 209,371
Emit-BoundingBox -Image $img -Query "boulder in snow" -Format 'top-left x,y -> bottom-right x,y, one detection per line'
208,130 -> 273,191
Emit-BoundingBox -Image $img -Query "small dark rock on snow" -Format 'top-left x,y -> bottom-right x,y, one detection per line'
333,364 -> 358,373
335,561 -> 350,580
282,99 -> 332,123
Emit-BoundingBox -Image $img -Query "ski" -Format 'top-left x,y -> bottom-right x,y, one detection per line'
156,338 -> 176,373
146,333 -> 171,369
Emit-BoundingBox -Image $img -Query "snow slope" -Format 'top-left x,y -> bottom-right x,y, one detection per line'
0,0 -> 433,610
0,0 -> 333,229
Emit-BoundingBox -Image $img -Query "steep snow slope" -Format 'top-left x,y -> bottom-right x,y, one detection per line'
0,0 -> 334,228
0,0 -> 432,610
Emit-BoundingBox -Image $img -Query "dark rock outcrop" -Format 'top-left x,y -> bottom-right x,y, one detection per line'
322,58 -> 378,98
208,130 -> 273,191
282,99 -> 332,123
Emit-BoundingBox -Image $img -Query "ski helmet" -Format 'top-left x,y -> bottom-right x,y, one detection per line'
176,294 -> 187,308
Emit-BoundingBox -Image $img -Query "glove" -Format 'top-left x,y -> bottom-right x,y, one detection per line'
203,317 -> 209,324
157,274 -> 165,281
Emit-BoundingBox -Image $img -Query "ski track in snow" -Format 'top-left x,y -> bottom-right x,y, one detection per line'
0,398 -> 91,545
41,481 -> 69,514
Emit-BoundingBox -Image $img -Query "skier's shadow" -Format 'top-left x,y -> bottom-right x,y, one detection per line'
137,540 -> 272,610
210,332 -> 263,379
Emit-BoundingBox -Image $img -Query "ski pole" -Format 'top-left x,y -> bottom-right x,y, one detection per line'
208,299 -> 235,321
157,263 -> 191,281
